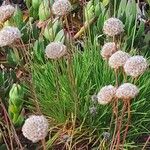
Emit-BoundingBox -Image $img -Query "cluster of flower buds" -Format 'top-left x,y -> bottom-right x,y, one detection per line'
8,83 -> 24,126
0,5 -> 21,47
97,17 -> 148,104
96,82 -> 139,105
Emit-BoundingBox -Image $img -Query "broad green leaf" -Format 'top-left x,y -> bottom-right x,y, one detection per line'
54,30 -> 65,42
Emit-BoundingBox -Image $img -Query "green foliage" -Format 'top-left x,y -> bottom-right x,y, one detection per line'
32,0 -> 42,10
13,6 -> 24,29
38,0 -> 51,21
43,20 -> 64,42
32,36 -> 150,147
8,84 -> 25,127
30,0 -> 150,148
7,48 -> 22,66
1,0 -> 150,148
0,69 -> 16,100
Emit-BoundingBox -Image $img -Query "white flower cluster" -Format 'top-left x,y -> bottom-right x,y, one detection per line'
45,42 -> 67,59
22,115 -> 49,143
124,56 -> 147,78
116,83 -> 139,99
99,52 -> 147,102
101,42 -> 117,60
52,0 -> 72,16
103,18 -> 124,37
97,85 -> 116,105
102,18 -> 148,77
97,17 -> 148,105
97,83 -> 139,104
0,26 -> 21,47
0,5 -> 15,23
109,51 -> 130,69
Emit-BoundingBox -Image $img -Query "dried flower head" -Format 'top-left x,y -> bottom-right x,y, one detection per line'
89,106 -> 97,116
91,94 -> 98,103
61,134 -> 71,142
97,85 -> 116,105
101,42 -> 117,59
45,42 -> 67,59
102,132 -> 110,140
52,0 -> 72,16
124,56 -> 147,78
22,115 -> 49,143
0,5 -> 15,23
0,26 -> 21,47
116,83 -> 139,99
109,51 -> 130,69
103,18 -> 124,36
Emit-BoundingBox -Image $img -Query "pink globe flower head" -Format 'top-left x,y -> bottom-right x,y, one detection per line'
109,51 -> 130,69
22,115 -> 49,143
52,0 -> 72,16
101,42 -> 117,60
0,5 -> 15,23
97,85 -> 116,105
116,83 -> 139,100
124,55 -> 148,78
45,42 -> 67,59
0,26 -> 21,47
103,18 -> 124,37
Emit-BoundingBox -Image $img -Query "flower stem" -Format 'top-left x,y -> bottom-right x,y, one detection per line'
142,136 -> 150,150
110,98 -> 119,150
113,102 -> 127,150
41,139 -> 46,150
121,100 -> 131,149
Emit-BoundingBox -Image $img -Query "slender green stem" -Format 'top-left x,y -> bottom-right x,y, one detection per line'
115,69 -> 119,87
114,0 -> 117,17
109,0 -> 114,17
131,4 -> 138,50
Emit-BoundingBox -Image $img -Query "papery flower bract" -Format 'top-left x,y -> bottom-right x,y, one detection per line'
124,56 -> 147,78
45,42 -> 67,59
89,106 -> 97,116
0,5 -> 15,23
91,94 -> 98,103
102,132 -> 110,140
101,42 -> 117,59
52,0 -> 72,16
97,85 -> 116,105
109,51 -> 130,69
103,18 -> 124,37
22,115 -> 49,143
116,83 -> 139,99
0,26 -> 21,47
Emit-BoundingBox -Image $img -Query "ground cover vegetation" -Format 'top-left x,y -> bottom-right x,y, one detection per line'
0,0 -> 150,149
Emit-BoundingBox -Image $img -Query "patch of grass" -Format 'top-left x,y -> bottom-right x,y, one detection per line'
31,36 -> 150,148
